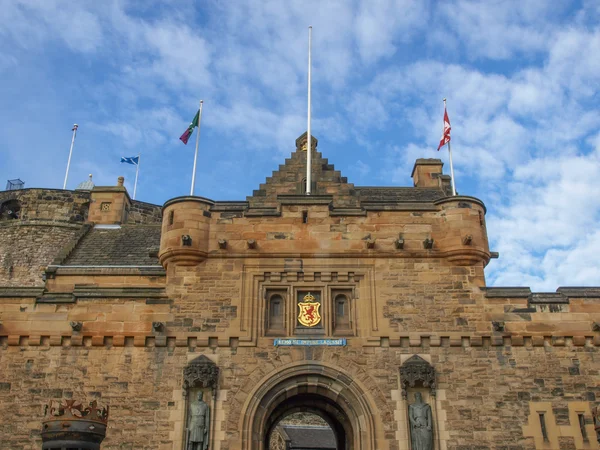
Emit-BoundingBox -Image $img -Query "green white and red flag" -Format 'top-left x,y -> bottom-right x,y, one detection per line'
179,110 -> 200,145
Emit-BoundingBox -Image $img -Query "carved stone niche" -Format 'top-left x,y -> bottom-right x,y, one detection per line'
183,355 -> 219,397
399,355 -> 436,399
183,356 -> 219,450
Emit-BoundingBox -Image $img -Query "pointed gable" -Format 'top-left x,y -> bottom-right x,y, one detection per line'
246,132 -> 360,211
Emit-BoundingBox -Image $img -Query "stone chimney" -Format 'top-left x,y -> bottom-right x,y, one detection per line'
411,159 -> 444,188
88,176 -> 131,224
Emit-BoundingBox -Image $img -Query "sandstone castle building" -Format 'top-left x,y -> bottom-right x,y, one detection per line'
0,133 -> 598,449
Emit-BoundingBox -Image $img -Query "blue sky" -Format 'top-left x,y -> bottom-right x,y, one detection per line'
1,0 -> 599,290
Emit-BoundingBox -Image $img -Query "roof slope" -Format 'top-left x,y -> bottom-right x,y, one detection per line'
281,425 -> 336,449
356,186 -> 446,202
63,225 -> 161,266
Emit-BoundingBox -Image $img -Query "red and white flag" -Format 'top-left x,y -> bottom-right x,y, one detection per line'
437,108 -> 451,151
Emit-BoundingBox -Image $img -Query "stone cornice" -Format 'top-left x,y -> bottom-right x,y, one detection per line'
162,195 -> 214,213
557,287 -> 600,298
0,286 -> 45,298
433,195 -> 487,213
0,333 -> 597,348
483,287 -> 600,302
0,220 -> 83,229
46,265 -> 165,277
482,287 -> 532,298
277,195 -> 333,205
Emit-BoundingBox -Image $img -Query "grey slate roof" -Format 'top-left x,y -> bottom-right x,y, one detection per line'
64,225 -> 161,266
282,426 -> 336,449
355,187 -> 447,203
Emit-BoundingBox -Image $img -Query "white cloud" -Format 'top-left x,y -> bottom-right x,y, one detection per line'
355,0 -> 428,63
0,0 -> 104,53
436,0 -> 559,60
0,0 -> 599,291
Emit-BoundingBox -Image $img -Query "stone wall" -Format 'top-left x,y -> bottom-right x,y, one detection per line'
0,189 -> 162,287
128,199 -> 162,224
0,222 -> 84,286
0,171 -> 597,450
0,249 -> 598,449
0,323 -> 597,449
0,188 -> 162,225
0,189 -> 91,222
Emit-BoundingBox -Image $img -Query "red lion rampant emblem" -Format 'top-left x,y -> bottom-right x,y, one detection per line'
298,292 -> 321,327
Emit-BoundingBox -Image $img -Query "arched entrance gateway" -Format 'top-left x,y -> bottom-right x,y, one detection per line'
240,362 -> 380,450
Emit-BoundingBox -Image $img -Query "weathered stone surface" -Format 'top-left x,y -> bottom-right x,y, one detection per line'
0,140 -> 598,450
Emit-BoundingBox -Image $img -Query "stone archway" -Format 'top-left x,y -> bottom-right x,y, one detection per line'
240,362 -> 379,450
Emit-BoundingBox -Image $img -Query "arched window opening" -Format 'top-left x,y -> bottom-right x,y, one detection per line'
334,294 -> 350,331
266,292 -> 286,335
0,199 -> 21,220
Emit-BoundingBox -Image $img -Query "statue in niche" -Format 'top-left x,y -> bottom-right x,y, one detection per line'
187,391 -> 210,450
408,392 -> 433,450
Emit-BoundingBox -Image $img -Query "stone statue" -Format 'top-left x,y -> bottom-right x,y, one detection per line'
408,392 -> 433,450
187,391 -> 210,450
593,406 -> 600,444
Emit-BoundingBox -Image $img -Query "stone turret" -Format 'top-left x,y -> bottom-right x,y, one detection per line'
159,196 -> 214,268
433,196 -> 490,266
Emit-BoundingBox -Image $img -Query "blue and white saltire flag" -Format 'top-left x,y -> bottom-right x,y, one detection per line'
120,154 -> 141,199
120,156 -> 139,165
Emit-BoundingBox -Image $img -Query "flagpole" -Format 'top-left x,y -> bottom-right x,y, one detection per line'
133,153 -> 140,200
444,99 -> 457,196
306,26 -> 312,196
63,124 -> 78,189
190,100 -> 204,196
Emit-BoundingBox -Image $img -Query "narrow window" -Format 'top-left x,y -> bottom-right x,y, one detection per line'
302,211 -> 308,224
336,298 -> 345,316
301,178 -> 307,194
334,294 -> 350,331
578,413 -> 588,441
539,413 -> 548,441
267,294 -> 284,332
169,210 -> 174,225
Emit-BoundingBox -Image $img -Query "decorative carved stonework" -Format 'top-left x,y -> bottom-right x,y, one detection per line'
42,399 -> 109,450
400,355 -> 436,399
183,355 -> 219,396
295,133 -> 318,152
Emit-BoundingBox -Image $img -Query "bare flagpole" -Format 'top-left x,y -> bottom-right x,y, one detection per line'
63,124 -> 78,189
133,153 -> 140,200
190,100 -> 204,196
444,98 -> 457,196
306,26 -> 313,195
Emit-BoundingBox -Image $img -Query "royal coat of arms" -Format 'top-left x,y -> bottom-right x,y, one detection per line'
297,292 -> 321,327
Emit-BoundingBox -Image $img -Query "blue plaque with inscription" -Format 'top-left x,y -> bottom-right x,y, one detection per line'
274,338 -> 347,347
